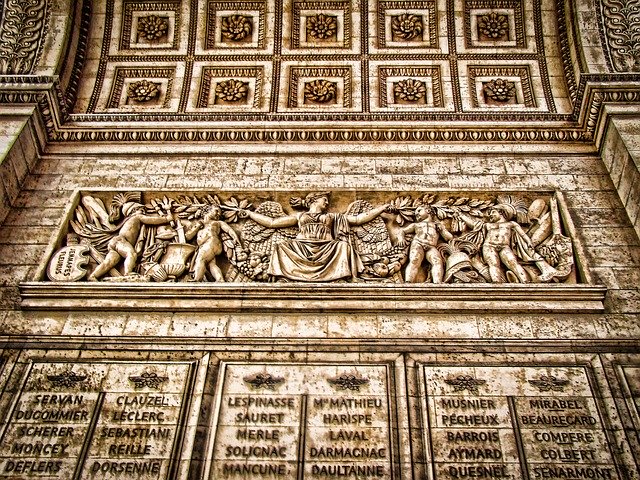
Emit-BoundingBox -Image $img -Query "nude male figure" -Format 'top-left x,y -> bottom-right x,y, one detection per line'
88,203 -> 173,281
185,205 -> 240,282
397,205 -> 453,283
481,206 -> 531,283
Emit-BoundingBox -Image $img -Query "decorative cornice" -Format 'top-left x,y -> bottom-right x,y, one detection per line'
19,283 -> 607,312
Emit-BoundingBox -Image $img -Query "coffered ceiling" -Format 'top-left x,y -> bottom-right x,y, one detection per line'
73,0 -> 574,124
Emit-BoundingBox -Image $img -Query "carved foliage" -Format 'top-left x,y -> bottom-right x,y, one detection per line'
600,0 -> 640,72
0,0 -> 49,74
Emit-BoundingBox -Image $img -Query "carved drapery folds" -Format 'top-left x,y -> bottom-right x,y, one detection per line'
0,0 -> 49,74
44,190 -> 578,285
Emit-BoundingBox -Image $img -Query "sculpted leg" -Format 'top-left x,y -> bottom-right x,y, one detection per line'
115,241 -> 138,275
404,243 -> 425,283
208,261 -> 225,282
482,245 -> 502,282
426,248 -> 444,284
89,250 -> 121,280
500,248 -> 528,283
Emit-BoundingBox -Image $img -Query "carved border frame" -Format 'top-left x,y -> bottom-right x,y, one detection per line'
288,65 -> 353,108
378,65 -> 443,108
120,0 -> 182,50
196,66 -> 264,108
291,0 -> 353,49
467,65 -> 536,108
107,67 -> 176,109
377,0 -> 438,49
463,0 -> 525,49
205,0 -> 268,50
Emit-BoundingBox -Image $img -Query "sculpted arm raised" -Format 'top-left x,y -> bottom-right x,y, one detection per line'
242,210 -> 298,228
346,204 -> 389,226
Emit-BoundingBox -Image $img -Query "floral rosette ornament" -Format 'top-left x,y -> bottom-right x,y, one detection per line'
484,78 -> 516,102
215,79 -> 249,102
391,13 -> 423,40
394,78 -> 427,102
306,13 -> 338,40
304,79 -> 337,103
221,15 -> 253,41
137,15 -> 169,41
478,12 -> 509,39
127,80 -> 160,102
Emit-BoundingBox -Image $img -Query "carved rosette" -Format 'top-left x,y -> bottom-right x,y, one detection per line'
127,80 -> 161,102
391,13 -> 423,40
394,78 -> 427,102
137,15 -> 169,41
306,13 -> 338,40
221,14 -> 253,42
215,79 -> 249,102
304,79 -> 337,103
477,12 -> 509,40
483,78 -> 516,102
0,0 -> 49,74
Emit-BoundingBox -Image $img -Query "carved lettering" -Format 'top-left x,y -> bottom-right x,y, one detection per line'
441,414 -> 499,426
519,414 -> 597,427
322,413 -> 373,425
310,464 -> 385,476
225,445 -> 287,458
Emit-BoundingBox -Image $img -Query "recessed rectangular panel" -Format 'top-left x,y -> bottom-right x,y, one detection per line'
209,362 -> 397,478
421,365 -> 619,480
0,361 -> 193,479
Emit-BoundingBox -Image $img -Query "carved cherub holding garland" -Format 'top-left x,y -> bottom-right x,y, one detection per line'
184,204 -> 241,282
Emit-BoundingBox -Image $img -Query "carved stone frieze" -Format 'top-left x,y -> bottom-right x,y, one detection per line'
41,190 -> 579,286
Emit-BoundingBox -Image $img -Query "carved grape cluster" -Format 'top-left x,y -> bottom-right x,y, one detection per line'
484,78 -> 516,102
304,79 -> 337,103
221,15 -> 253,41
391,13 -> 423,40
306,13 -> 338,39
478,12 -> 509,39
394,78 -> 427,102
127,80 -> 160,102
137,15 -> 169,41
215,79 -> 249,102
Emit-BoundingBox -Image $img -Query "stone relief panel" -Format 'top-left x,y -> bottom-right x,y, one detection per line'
42,190 -> 578,285
206,362 -> 399,478
0,361 -> 194,478
77,0 -> 569,117
419,365 -> 621,479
